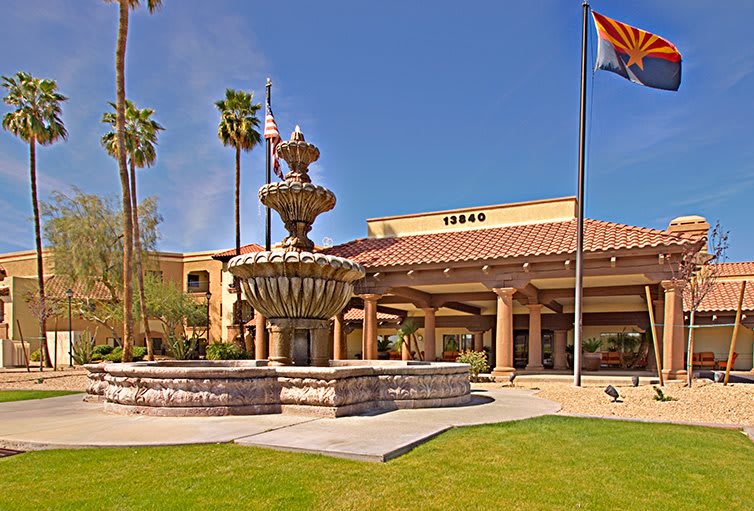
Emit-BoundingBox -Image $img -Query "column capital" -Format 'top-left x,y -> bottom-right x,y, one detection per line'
492,287 -> 516,298
421,306 -> 437,313
358,293 -> 383,303
526,303 -> 544,311
661,279 -> 685,291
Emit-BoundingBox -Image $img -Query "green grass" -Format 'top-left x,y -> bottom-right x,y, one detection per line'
0,390 -> 81,403
0,416 -> 751,511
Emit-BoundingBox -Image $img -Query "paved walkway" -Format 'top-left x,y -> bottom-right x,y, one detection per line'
0,389 -> 560,462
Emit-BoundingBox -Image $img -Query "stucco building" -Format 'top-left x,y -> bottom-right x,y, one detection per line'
1,196 -> 752,374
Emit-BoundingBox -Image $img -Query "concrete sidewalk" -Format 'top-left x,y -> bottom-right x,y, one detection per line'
0,389 -> 560,462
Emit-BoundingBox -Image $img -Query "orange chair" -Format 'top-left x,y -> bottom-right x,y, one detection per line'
715,352 -> 738,370
601,351 -> 621,368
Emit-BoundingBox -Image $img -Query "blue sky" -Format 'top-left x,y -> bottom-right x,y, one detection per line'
1,1 -> 753,261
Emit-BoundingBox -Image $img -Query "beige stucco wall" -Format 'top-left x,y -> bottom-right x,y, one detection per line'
688,325 -> 753,371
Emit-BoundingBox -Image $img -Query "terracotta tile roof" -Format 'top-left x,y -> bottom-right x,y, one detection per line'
343,308 -> 401,322
212,243 -> 265,261
45,276 -> 112,301
687,280 -> 754,313
324,219 -> 696,268
714,261 -> 754,278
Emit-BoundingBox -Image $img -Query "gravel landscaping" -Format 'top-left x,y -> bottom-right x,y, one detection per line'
474,379 -> 754,426
0,368 -> 88,391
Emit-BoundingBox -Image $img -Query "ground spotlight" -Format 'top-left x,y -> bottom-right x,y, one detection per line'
713,371 -> 724,383
508,373 -> 516,385
631,375 -> 639,387
604,385 -> 620,402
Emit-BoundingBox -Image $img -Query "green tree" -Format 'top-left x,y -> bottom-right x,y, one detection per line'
41,188 -> 160,341
215,88 -> 262,353
104,0 -> 162,362
102,100 -> 164,360
144,275 -> 206,342
1,71 -> 68,367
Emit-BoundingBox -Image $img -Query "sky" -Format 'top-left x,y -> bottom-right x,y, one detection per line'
1,1 -> 753,261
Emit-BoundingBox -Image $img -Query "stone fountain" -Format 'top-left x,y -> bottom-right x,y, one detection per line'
227,126 -> 365,367
84,126 -> 471,417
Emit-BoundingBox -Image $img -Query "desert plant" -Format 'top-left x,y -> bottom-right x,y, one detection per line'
456,349 -> 490,380
377,337 -> 393,352
30,349 -> 41,362
582,338 -> 602,353
205,342 -> 245,360
653,386 -> 677,402
71,331 -> 96,365
166,335 -> 198,360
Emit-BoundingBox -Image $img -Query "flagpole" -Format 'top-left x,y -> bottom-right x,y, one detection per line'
574,0 -> 590,387
265,78 -> 272,252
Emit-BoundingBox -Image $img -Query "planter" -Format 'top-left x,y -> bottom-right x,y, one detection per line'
583,352 -> 602,371
377,351 -> 390,360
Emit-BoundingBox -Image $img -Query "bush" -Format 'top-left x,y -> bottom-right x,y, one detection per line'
101,346 -> 145,363
92,344 -> 114,360
456,349 -> 490,380
205,343 -> 245,360
166,336 -> 198,360
29,349 -> 41,362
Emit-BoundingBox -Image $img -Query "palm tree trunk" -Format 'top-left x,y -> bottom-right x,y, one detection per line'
130,159 -> 153,360
29,138 -> 51,368
116,0 -> 134,362
234,145 -> 247,351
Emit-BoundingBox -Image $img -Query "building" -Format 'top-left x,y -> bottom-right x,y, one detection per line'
1,196 -> 752,373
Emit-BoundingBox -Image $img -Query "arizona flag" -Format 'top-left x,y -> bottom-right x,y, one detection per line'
592,11 -> 681,91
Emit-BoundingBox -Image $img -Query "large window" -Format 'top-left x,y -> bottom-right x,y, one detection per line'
442,334 -> 473,353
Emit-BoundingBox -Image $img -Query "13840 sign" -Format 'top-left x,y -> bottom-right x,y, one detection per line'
442,212 -> 486,225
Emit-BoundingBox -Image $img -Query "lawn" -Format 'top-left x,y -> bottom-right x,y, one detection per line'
0,390 -> 81,403
0,416 -> 751,511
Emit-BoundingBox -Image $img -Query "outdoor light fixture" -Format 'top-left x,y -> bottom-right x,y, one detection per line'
66,288 -> 74,368
604,385 -> 620,402
631,375 -> 639,387
508,373 -> 516,385
713,371 -> 724,383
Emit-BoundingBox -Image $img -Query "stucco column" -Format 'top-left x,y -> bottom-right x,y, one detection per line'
661,280 -> 687,380
309,321 -> 331,367
266,319 -> 293,366
492,287 -> 516,378
526,304 -> 544,371
254,312 -> 268,360
333,312 -> 345,360
647,297 -> 664,373
360,294 -> 381,360
473,331 -> 484,352
553,329 -> 568,370
422,307 -> 437,361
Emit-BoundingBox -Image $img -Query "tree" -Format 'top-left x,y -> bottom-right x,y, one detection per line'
144,275 -> 206,342
41,188 -> 160,341
102,100 -> 164,360
104,0 -> 162,362
215,88 -> 262,352
666,221 -> 729,386
2,71 -> 68,367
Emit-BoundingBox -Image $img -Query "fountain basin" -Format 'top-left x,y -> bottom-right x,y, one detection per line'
85,360 -> 471,418
228,250 -> 365,320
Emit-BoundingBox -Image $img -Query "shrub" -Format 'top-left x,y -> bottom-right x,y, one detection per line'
92,344 -> 114,360
72,331 -> 96,365
132,346 -> 147,361
103,347 -> 123,362
206,342 -> 245,360
456,349 -> 490,380
166,336 -> 198,360
29,349 -> 41,362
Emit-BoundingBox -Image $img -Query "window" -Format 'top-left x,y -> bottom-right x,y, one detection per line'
442,334 -> 473,353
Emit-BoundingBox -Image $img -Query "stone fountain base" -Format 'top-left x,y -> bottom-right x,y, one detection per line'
85,360 -> 471,418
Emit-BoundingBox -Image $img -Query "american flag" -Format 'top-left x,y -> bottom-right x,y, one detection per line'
264,104 -> 283,179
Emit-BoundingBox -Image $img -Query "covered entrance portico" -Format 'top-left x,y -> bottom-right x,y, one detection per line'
325,198 -> 706,380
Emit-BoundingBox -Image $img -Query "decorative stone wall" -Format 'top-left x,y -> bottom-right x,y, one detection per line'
86,360 -> 471,418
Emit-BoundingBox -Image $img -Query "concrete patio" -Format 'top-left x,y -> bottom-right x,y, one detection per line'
0,388 -> 560,462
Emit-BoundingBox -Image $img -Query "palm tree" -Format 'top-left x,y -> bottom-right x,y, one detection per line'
105,0 -> 162,362
215,89 -> 261,352
1,71 -> 68,367
102,100 -> 164,361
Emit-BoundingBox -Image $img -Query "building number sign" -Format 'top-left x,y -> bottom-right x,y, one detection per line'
442,212 -> 486,226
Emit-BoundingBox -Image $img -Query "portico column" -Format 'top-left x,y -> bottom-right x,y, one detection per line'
254,311 -> 268,360
553,329 -> 568,370
492,287 -> 516,378
360,294 -> 381,360
333,312 -> 345,360
473,331 -> 484,352
661,280 -> 687,380
422,307 -> 437,361
526,304 -> 544,371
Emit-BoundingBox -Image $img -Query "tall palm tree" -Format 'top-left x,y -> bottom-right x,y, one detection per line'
102,100 -> 164,361
215,89 -> 261,352
105,0 -> 162,362
1,71 -> 67,367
